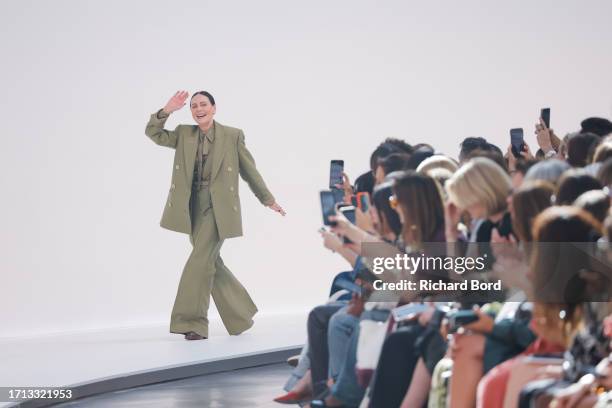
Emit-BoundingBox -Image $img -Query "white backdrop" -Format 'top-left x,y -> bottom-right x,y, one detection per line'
1,0 -> 611,337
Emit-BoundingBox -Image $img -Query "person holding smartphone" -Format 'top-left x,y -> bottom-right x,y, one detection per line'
145,90 -> 285,340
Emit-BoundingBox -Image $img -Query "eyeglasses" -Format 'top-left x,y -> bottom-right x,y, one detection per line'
389,195 -> 399,210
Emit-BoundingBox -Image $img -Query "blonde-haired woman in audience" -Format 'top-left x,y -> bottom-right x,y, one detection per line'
445,157 -> 513,245
444,179 -> 556,408
416,154 -> 459,175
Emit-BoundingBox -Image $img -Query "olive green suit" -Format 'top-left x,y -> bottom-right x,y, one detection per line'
145,110 -> 275,337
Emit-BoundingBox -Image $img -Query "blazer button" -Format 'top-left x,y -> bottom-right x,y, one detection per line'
233,206 -> 238,212
175,164 -> 180,170
171,184 -> 176,190
227,166 -> 232,172
230,186 -> 234,192
168,202 -> 172,207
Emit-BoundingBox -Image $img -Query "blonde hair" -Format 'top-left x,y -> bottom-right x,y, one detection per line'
416,155 -> 459,174
445,157 -> 511,216
593,141 -> 612,163
427,167 -> 454,186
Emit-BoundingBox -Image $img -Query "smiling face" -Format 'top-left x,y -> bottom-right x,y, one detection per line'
190,93 -> 216,128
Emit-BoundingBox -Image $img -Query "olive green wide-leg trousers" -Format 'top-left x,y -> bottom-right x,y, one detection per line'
169,186 -> 258,338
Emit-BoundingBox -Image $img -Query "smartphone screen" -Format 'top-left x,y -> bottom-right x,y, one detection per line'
332,188 -> 345,204
339,206 -> 356,224
510,128 -> 525,158
329,160 -> 344,189
320,191 -> 336,226
540,108 -> 551,128
392,303 -> 429,322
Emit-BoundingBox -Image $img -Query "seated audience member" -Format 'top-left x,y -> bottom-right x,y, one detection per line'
574,190 -> 611,224
369,181 -> 403,241
367,138 -> 412,186
581,117 -> 612,137
555,169 -> 603,205
465,147 -> 509,173
528,303 -> 612,408
538,216 -> 612,407
385,138 -> 414,155
593,140 -> 612,164
281,167 -> 405,407
477,206 -> 603,407
374,153 -> 410,184
361,172 -> 446,407
566,132 -> 601,167
275,140 -> 407,405
444,181 -> 555,408
405,145 -> 435,170
597,157 -> 612,187
458,137 -> 503,164
310,172 -> 445,408
523,159 -> 571,185
416,154 -> 458,198
416,154 -> 459,175
458,137 -> 489,162
368,173 -> 447,408
445,157 -> 513,244
390,170 -> 446,247
315,181 -> 403,408
510,181 -> 556,243
556,132 -> 573,161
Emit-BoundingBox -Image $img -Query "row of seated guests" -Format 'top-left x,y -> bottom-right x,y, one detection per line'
274,116 -> 612,407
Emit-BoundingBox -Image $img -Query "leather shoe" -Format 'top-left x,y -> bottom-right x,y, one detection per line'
272,390 -> 311,404
184,331 -> 207,340
286,354 -> 300,367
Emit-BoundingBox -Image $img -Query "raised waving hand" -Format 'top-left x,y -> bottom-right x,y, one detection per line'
163,90 -> 189,114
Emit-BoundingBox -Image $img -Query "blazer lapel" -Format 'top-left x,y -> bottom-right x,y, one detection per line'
210,121 -> 227,181
183,126 -> 198,186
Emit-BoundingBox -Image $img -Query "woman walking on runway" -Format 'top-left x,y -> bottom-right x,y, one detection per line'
145,90 -> 285,340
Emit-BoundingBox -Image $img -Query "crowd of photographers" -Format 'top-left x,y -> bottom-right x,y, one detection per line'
274,115 -> 612,408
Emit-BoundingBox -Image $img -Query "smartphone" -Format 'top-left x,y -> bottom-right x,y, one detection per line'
523,356 -> 564,365
339,205 -> 356,244
357,192 -> 370,212
448,310 -> 479,332
320,190 -> 337,226
510,128 -> 525,158
335,278 -> 363,295
339,205 -> 356,224
350,195 -> 358,207
355,264 -> 378,283
332,188 -> 345,204
329,160 -> 344,189
392,303 -> 429,322
540,108 -> 551,129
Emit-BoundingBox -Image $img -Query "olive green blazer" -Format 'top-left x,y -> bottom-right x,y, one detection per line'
145,110 -> 275,239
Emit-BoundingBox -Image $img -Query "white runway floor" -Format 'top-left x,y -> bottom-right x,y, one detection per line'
0,313 -> 306,408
